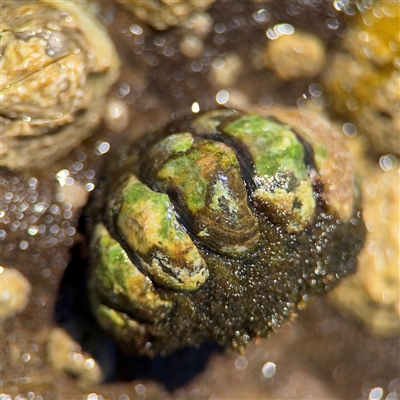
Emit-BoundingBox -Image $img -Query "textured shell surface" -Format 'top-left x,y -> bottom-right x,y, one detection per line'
0,0 -> 120,169
87,107 -> 365,356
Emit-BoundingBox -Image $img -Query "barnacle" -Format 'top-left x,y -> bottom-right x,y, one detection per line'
0,0 -> 120,169
115,0 -> 216,31
323,1 -> 400,155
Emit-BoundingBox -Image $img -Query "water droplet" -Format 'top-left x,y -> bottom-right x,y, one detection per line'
309,82 -> 323,97
274,23 -> 294,36
28,226 -> 38,236
326,18 -> 339,30
216,90 -> 229,105
95,141 -> 110,155
20,240 -> 29,250
234,356 -> 248,370
262,361 -> 276,378
379,154 -> 398,171
342,122 -> 358,137
85,358 -> 95,369
214,22 -> 226,34
266,28 -> 279,40
130,24 -> 143,35
212,57 -> 225,70
191,102 -> 200,113
253,9 -> 270,23
191,60 -> 203,72
369,387 -> 384,400
85,183 -> 95,192
135,384 -> 146,395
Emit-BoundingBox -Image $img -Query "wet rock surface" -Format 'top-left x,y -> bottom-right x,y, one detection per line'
1,1 -> 399,399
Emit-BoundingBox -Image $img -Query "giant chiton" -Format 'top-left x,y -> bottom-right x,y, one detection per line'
86,107 -> 365,356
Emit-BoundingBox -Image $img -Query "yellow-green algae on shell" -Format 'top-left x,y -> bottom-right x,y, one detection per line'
108,175 -> 209,291
143,133 -> 260,256
86,107 -> 365,356
223,114 -> 315,233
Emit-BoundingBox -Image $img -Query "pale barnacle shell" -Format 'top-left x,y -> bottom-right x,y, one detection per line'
0,0 -> 120,169
115,0 -> 216,31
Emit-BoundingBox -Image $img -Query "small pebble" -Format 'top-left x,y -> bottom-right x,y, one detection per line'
104,98 -> 130,133
180,34 -> 204,58
56,180 -> 90,209
0,266 -> 31,321
211,52 -> 243,87
47,327 -> 104,387
263,30 -> 326,80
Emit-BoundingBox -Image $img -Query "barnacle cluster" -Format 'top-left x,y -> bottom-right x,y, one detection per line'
322,0 -> 400,336
330,139 -> 399,337
323,1 -> 400,155
115,0 -> 216,30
